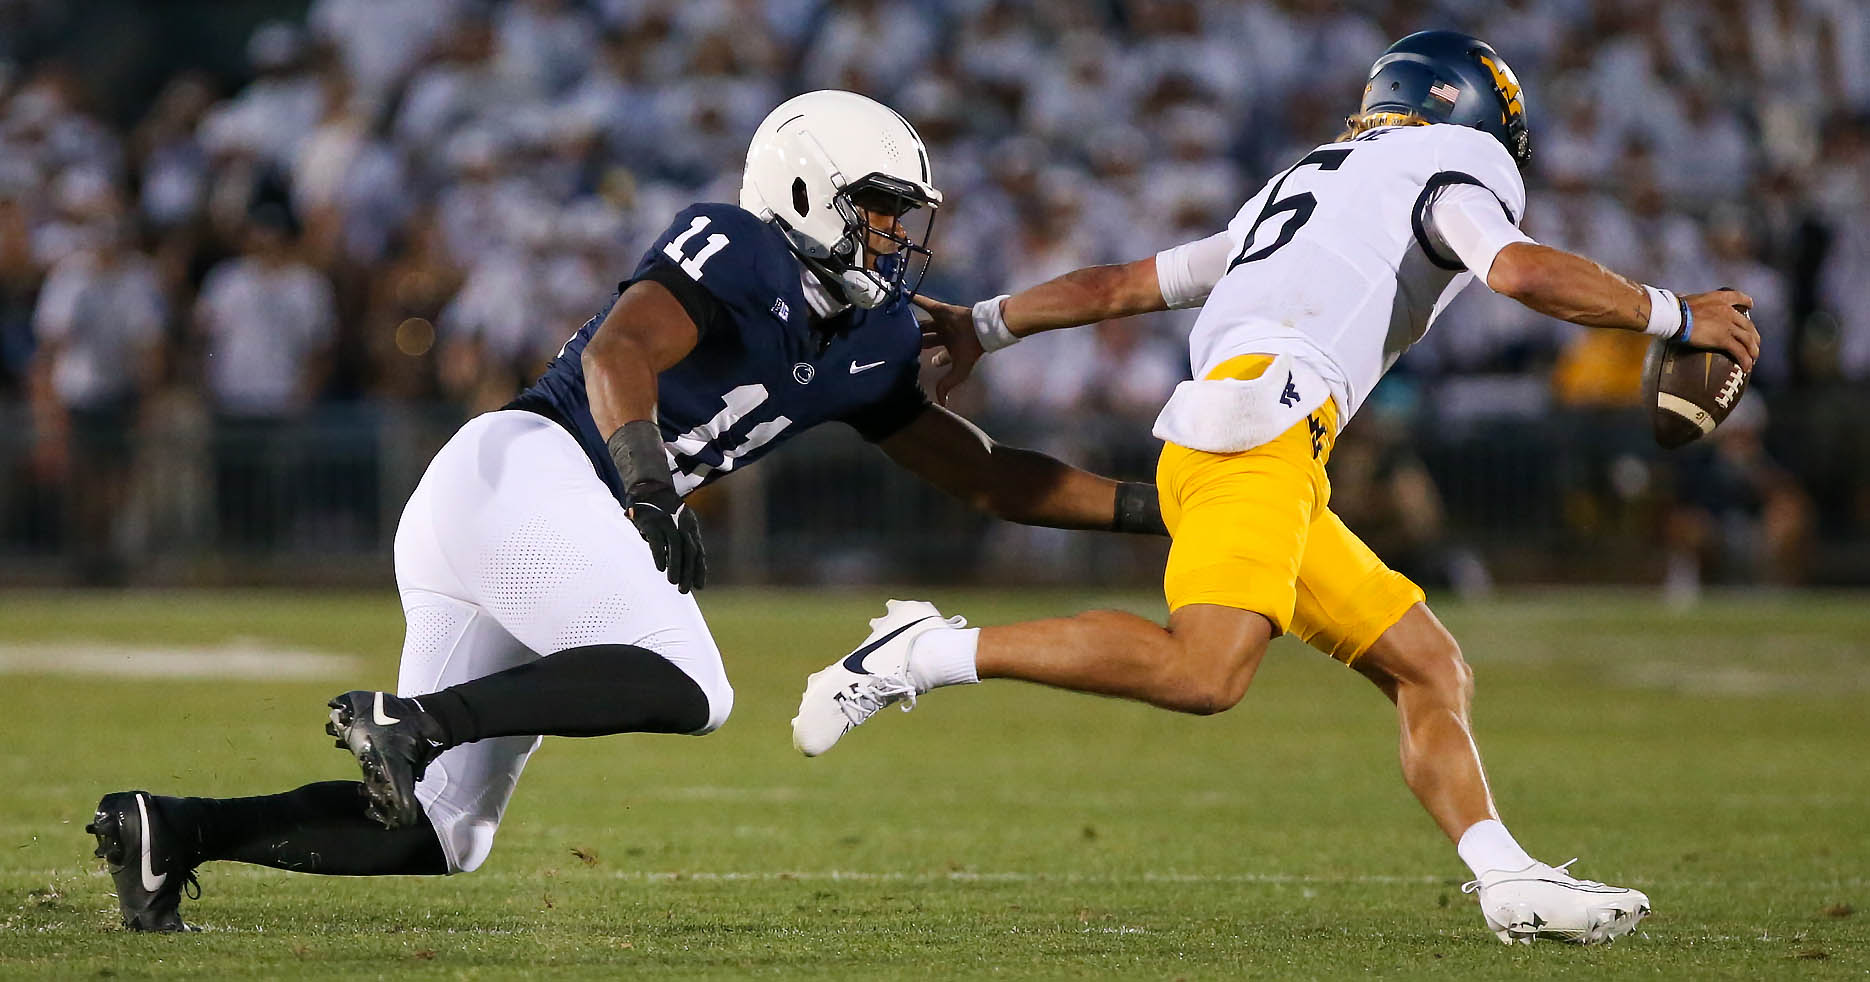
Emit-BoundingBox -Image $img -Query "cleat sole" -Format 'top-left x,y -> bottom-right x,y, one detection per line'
327,697 -> 421,829
87,810 -> 125,868
1481,891 -> 1652,946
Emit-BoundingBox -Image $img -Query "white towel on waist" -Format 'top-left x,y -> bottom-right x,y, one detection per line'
1151,354 -> 1332,454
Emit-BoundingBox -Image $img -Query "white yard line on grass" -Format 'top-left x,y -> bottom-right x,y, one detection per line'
0,642 -> 363,680
609,870 -> 1447,885
29,866 -> 1870,890
604,870 -> 1870,889
1611,660 -> 1870,696
636,785 -> 1272,807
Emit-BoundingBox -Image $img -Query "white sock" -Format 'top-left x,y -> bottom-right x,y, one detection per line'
1457,819 -> 1536,879
906,627 -> 979,692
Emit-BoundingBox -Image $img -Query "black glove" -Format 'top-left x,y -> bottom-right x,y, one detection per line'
628,484 -> 707,593
607,419 -> 707,593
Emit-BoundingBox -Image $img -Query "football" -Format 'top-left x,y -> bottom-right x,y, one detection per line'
1641,312 -> 1752,449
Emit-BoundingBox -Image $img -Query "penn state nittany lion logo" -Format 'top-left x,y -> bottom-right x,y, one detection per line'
792,362 -> 814,385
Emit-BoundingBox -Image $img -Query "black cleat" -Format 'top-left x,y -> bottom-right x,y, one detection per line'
326,690 -> 442,829
86,791 -> 201,932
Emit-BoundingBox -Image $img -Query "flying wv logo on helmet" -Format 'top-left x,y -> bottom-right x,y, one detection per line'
1360,30 -> 1533,169
740,91 -> 943,311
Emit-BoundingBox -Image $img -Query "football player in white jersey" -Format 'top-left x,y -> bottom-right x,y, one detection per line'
792,31 -> 1761,945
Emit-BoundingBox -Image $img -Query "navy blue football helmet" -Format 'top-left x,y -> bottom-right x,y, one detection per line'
1359,30 -> 1531,169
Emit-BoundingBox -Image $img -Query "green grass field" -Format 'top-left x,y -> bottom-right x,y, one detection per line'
1,589 -> 1865,979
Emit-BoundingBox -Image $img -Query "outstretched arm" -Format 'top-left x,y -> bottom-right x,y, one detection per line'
878,404 -> 1166,535
914,231 -> 1232,403
994,257 -> 1169,338
1426,185 -> 1761,370
1484,243 -> 1758,370
910,259 -> 1160,404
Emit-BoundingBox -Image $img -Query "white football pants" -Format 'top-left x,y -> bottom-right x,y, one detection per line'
392,410 -> 733,872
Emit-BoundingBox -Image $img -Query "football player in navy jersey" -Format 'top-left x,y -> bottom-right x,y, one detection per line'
84,90 -> 1169,931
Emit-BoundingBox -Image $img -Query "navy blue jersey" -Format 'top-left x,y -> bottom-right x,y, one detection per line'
508,203 -> 929,503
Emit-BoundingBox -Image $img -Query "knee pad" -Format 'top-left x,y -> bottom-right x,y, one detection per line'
692,677 -> 735,735
419,790 -> 499,874
415,734 -> 540,873
631,627 -> 733,735
435,815 -> 499,874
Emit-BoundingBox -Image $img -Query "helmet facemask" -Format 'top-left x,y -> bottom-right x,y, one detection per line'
802,172 -> 937,311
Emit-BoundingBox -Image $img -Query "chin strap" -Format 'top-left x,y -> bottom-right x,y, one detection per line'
798,251 -> 888,310
835,266 -> 888,309
770,205 -> 895,310
825,223 -> 889,309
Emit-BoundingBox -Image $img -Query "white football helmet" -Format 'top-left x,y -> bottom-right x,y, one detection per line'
741,90 -> 942,309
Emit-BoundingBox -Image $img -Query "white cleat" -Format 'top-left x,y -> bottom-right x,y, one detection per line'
791,599 -> 964,757
1463,859 -> 1651,945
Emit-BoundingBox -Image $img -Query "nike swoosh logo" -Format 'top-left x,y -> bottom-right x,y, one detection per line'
841,616 -> 934,674
136,793 -> 166,892
1536,879 -> 1625,893
849,359 -> 887,374
373,691 -> 400,726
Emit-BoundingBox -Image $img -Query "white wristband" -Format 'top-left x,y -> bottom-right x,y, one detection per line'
1642,285 -> 1683,338
972,294 -> 1020,352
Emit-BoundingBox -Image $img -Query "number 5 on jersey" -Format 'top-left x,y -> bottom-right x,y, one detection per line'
664,216 -> 730,280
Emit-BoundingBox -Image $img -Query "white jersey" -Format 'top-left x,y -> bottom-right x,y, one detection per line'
1160,124 -> 1528,422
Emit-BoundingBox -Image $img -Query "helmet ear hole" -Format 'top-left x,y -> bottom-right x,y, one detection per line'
791,178 -> 809,217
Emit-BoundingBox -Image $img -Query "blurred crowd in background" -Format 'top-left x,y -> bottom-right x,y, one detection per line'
0,0 -> 1866,589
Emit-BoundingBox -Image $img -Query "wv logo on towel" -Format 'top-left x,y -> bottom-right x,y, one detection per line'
1279,373 -> 1301,407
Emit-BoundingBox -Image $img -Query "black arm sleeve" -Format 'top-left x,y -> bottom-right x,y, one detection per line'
632,262 -> 729,342
1113,481 -> 1169,536
842,371 -> 933,443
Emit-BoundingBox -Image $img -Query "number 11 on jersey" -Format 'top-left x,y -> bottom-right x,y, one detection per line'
664,216 -> 731,280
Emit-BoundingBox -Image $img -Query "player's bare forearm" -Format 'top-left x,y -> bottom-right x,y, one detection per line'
1003,257 -> 1166,338
581,280 -> 700,437
963,445 -> 1121,530
1485,243 -> 1647,330
915,258 -> 1168,403
880,406 -> 1163,533
1488,242 -> 1761,369
583,335 -> 664,436
581,278 -> 708,589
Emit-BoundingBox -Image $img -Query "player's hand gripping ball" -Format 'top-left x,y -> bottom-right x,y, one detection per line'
1642,293 -> 1755,449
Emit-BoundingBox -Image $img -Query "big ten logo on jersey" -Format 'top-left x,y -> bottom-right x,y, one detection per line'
667,384 -> 792,494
